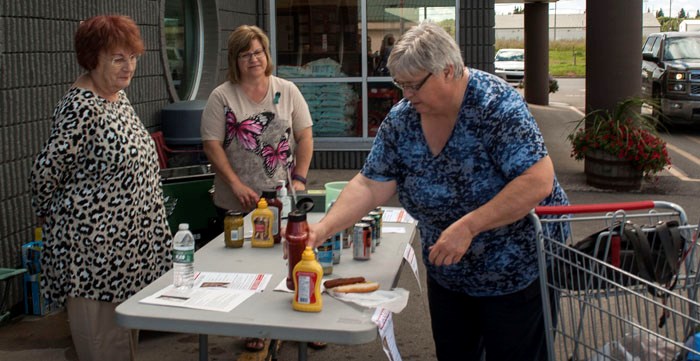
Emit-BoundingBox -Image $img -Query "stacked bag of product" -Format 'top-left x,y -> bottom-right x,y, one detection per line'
280,58 -> 358,137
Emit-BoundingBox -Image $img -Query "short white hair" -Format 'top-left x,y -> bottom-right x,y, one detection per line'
387,21 -> 464,80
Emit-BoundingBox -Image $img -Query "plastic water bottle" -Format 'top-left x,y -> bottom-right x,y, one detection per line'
173,223 -> 195,289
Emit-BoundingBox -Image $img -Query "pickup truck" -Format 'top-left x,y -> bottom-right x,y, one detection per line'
641,32 -> 700,125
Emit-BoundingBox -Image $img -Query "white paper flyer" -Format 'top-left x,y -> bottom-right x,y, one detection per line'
372,307 -> 402,361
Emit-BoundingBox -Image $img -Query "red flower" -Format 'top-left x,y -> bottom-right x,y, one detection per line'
567,98 -> 671,178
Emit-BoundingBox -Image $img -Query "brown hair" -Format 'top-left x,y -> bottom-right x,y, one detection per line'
227,25 -> 273,83
74,15 -> 145,70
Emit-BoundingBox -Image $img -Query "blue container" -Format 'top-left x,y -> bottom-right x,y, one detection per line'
690,332 -> 700,360
21,242 -> 56,316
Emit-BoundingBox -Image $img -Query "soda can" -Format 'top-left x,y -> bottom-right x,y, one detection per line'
368,211 -> 382,246
352,223 -> 372,260
331,230 -> 342,264
317,239 -> 334,275
342,225 -> 353,249
361,216 -> 377,252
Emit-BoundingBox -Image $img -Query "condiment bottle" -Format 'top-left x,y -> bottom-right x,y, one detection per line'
262,190 -> 282,244
277,180 -> 292,219
223,211 -> 244,248
285,210 -> 309,290
251,198 -> 274,248
292,246 -> 323,312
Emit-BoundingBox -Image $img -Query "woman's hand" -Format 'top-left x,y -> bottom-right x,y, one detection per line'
428,221 -> 475,266
307,223 -> 329,249
292,179 -> 306,191
231,182 -> 259,211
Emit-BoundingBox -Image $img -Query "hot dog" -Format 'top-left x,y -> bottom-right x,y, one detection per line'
323,277 -> 365,289
330,282 -> 379,293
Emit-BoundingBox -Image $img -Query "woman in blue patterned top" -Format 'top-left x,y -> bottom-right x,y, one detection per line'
308,22 -> 568,360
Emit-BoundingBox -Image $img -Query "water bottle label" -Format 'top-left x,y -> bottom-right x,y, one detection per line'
173,249 -> 194,263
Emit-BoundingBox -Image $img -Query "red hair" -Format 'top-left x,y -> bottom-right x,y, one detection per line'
74,15 -> 144,70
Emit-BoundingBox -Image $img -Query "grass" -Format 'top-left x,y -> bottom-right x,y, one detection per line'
495,39 -> 586,77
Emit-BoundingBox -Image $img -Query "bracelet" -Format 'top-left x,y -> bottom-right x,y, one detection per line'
292,174 -> 307,184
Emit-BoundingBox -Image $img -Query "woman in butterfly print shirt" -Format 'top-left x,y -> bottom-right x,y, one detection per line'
201,25 -> 313,214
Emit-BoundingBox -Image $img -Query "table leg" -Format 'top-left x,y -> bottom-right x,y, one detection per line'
199,334 -> 208,361
297,341 -> 308,361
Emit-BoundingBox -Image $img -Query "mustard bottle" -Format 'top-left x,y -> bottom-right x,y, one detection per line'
292,246 -> 323,312
251,198 -> 274,248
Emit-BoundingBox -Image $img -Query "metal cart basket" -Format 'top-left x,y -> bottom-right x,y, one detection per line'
529,201 -> 700,360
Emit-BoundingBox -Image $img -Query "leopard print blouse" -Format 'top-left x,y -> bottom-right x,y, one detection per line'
30,88 -> 172,305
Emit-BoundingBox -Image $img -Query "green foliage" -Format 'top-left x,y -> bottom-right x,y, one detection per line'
438,19 -> 455,37
658,17 -> 682,31
567,98 -> 671,177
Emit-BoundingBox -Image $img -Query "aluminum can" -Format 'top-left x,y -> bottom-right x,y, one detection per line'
352,223 -> 372,260
331,230 -> 342,264
342,225 -> 353,249
361,216 -> 377,252
317,239 -> 334,275
368,210 -> 382,246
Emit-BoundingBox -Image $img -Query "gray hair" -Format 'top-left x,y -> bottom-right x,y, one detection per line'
387,21 -> 464,80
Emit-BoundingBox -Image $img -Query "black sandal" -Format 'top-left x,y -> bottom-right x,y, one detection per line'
307,341 -> 327,350
244,337 -> 265,352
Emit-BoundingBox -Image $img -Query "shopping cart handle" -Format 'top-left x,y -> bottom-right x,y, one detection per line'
534,201 -> 656,215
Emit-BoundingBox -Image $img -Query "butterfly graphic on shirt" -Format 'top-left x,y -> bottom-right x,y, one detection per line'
259,128 -> 292,177
223,107 -> 274,150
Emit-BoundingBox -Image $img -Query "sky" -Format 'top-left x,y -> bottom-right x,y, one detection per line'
495,0 -> 699,17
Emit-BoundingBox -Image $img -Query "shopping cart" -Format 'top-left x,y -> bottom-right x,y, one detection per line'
529,200 -> 700,361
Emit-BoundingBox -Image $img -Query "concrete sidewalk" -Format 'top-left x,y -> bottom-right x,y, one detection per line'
2,103 -> 699,361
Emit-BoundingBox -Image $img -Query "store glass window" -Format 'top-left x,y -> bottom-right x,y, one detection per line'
275,0 -> 455,138
165,0 -> 201,100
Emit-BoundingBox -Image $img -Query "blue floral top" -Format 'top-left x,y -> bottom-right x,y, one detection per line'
362,69 -> 569,296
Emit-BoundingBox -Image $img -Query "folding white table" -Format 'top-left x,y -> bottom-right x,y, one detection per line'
115,212 -> 417,361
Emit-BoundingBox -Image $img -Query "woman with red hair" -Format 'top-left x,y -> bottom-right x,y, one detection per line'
29,15 -> 171,360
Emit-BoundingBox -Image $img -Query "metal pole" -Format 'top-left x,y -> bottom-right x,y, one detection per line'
554,2 -> 557,42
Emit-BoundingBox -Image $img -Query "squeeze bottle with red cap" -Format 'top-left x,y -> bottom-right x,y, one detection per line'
292,246 -> 323,312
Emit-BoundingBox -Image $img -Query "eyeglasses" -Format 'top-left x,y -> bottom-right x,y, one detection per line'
392,73 -> 432,93
111,54 -> 139,68
238,48 -> 266,62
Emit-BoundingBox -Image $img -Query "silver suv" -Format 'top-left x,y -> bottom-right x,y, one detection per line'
641,32 -> 700,125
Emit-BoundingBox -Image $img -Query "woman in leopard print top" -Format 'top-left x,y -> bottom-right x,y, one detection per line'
29,15 -> 171,361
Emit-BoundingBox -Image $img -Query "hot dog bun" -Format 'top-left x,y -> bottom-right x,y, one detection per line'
323,277 -> 365,289
330,281 -> 379,293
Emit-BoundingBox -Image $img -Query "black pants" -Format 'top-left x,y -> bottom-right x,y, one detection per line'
427,276 -> 557,361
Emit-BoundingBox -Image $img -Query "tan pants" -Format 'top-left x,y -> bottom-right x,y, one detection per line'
66,297 -> 138,361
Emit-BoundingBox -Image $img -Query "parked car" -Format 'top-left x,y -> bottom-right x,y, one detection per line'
641,32 -> 700,125
494,48 -> 524,85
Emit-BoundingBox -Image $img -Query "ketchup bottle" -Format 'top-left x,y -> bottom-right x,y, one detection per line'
286,210 -> 309,290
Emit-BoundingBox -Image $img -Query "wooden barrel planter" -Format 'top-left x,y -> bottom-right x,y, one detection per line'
584,149 -> 642,191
